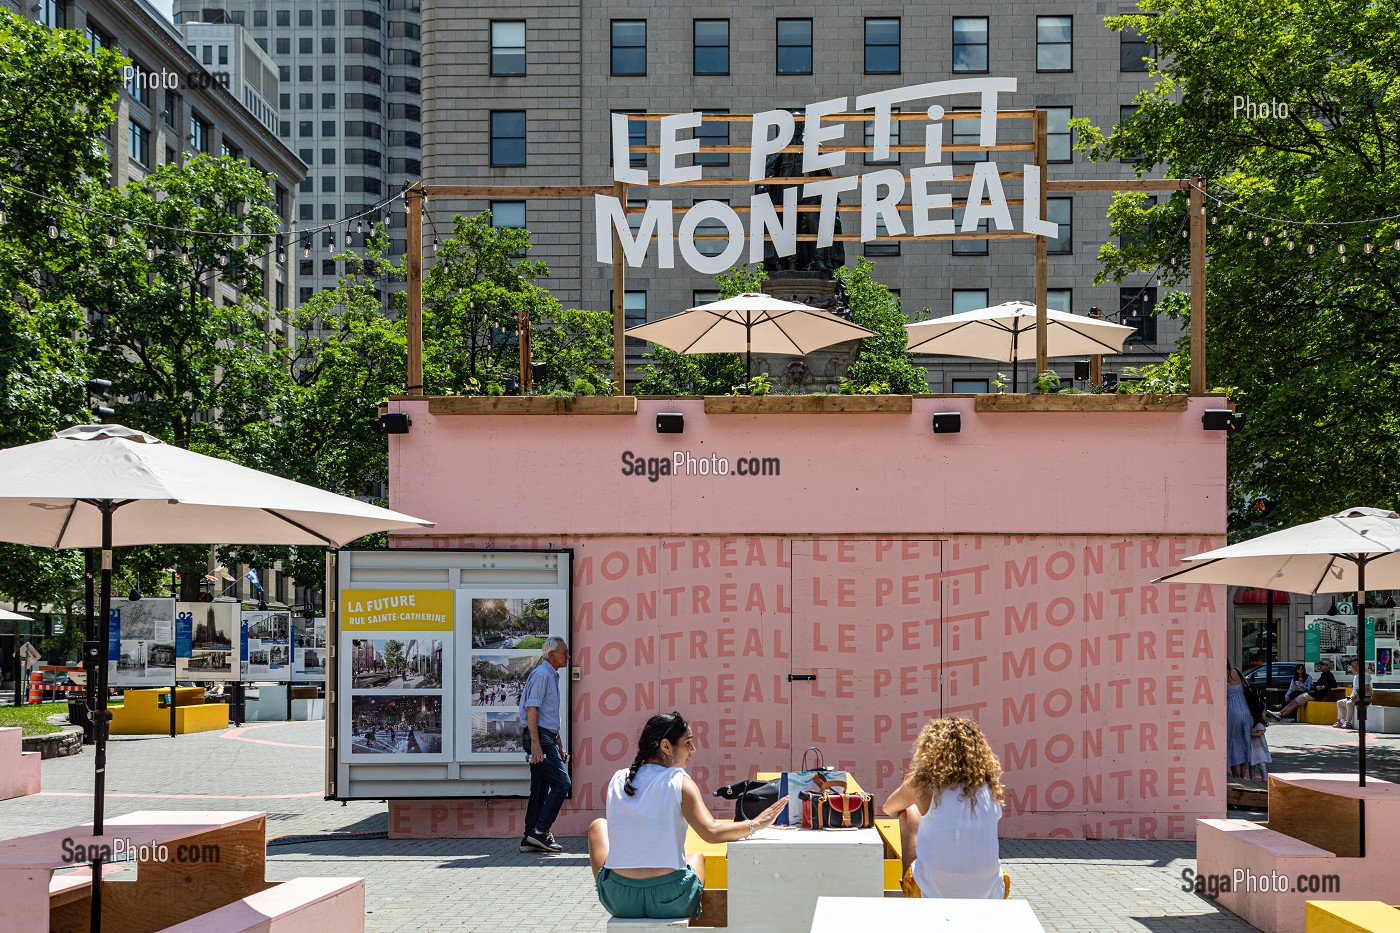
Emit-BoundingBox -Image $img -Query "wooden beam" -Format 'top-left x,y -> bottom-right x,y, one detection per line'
1045,178 -> 1192,192
631,142 -> 1033,155
612,180 -> 627,396
628,171 -> 1029,187
1034,109 -> 1048,381
422,185 -> 613,198
1189,177 -> 1207,396
406,185 -> 423,399
622,110 -> 1041,121
976,394 -> 1189,413
638,201 -> 1030,214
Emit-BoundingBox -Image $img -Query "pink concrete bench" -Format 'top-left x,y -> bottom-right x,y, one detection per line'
0,726 -> 41,800
155,877 -> 365,932
1197,774 -> 1400,933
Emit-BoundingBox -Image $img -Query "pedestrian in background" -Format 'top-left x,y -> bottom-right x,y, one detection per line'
520,636 -> 570,852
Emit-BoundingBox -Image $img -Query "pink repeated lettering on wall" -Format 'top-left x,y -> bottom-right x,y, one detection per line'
397,531 -> 1222,841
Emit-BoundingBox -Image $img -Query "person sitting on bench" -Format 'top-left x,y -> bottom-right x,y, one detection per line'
882,717 -> 1010,899
1269,661 -> 1334,720
587,711 -> 786,920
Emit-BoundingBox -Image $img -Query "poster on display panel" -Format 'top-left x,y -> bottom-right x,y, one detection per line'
292,615 -> 327,680
1305,609 -> 1399,683
242,610 -> 292,681
175,601 -> 240,681
330,548 -> 572,800
109,598 -> 177,688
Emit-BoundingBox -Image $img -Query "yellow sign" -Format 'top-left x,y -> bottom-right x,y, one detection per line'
342,589 -> 454,631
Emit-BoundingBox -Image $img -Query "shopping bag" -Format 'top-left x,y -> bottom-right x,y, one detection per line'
779,747 -> 845,826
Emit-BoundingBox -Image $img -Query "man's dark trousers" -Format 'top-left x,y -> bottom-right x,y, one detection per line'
523,728 -> 570,836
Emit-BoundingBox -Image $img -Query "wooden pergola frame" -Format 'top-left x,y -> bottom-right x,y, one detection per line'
402,109 -> 1207,398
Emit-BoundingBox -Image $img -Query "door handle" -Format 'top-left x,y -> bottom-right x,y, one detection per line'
787,673 -> 816,682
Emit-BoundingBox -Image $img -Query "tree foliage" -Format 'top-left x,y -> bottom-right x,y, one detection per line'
835,259 -> 930,394
1077,0 -> 1400,536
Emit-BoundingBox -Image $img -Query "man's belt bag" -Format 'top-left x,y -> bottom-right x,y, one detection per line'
804,791 -> 875,829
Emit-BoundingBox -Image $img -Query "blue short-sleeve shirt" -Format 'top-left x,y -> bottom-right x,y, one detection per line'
520,662 -> 561,732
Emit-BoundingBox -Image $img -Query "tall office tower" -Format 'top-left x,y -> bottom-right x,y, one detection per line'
420,1 -> 1180,391
176,0 -> 422,319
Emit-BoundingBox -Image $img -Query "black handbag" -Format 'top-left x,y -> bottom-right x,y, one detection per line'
713,778 -> 780,821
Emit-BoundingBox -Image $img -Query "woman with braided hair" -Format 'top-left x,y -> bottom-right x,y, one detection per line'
587,711 -> 787,920
882,717 -> 1009,899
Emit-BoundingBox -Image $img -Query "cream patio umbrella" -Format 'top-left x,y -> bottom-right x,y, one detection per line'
1154,507 -> 1400,787
903,300 -> 1136,392
624,292 -> 877,380
0,423 -> 433,923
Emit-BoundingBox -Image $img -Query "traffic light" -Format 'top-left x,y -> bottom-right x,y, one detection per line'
1250,495 -> 1278,516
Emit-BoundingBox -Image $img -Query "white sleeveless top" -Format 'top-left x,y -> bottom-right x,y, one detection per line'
912,783 -> 1003,898
604,764 -> 688,870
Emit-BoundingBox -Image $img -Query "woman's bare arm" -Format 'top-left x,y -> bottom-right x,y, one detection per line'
680,776 -> 787,844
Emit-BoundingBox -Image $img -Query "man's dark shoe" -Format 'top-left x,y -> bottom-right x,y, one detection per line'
520,833 -> 549,853
527,830 -> 565,853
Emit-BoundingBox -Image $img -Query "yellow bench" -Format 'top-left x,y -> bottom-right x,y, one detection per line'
109,687 -> 229,735
1306,901 -> 1400,932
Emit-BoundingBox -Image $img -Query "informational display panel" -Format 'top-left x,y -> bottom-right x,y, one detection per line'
175,602 -> 240,681
242,610 -> 293,681
1306,608 -> 1399,684
329,548 -> 572,800
109,598 -> 177,688
292,616 -> 327,681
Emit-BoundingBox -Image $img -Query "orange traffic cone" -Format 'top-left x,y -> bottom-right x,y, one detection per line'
27,671 -> 42,705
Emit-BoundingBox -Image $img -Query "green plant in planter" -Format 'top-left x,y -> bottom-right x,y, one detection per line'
1034,370 -> 1061,394
486,382 -> 505,396
572,376 -> 600,396
731,374 -> 772,396
992,372 -> 1010,393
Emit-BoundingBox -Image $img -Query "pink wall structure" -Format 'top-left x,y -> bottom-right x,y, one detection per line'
385,397 -> 1228,840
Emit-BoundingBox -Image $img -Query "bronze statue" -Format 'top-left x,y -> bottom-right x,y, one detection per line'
756,120 -> 845,275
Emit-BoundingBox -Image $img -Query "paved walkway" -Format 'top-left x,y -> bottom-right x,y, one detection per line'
4,719 -> 1396,932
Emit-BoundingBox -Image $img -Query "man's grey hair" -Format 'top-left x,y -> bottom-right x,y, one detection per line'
534,636 -> 567,668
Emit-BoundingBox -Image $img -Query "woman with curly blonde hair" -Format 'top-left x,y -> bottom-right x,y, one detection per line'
882,717 -> 1008,899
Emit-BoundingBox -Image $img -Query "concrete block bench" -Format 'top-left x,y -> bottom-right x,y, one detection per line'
1305,901 -> 1400,932
811,896 -> 1045,931
155,876 -> 365,932
604,919 -> 695,931
0,727 -> 41,800
109,687 -> 228,735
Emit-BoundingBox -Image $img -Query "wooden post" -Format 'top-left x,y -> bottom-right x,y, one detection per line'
1033,109 -> 1049,387
1189,176 -> 1207,396
406,185 -> 424,398
519,306 -> 531,393
612,181 -> 628,396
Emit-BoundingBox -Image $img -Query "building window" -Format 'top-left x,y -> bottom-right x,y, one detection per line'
39,0 -> 64,29
188,114 -> 209,152
163,90 -> 177,127
322,8 -> 334,26
864,18 -> 900,74
298,92 -> 313,109
1036,16 -> 1072,71
491,21 -> 526,75
344,38 -> 382,56
126,64 -> 150,108
1045,107 -> 1072,163
322,176 -> 336,192
490,200 -> 525,229
218,44 -> 229,66
490,110 -> 526,165
951,108 -> 986,163
299,203 -> 313,221
322,120 -> 336,136
1046,197 -> 1072,254
1119,105 -> 1142,163
694,20 -> 729,75
952,209 -> 988,255
321,203 -> 336,219
201,45 -> 212,65
128,122 -> 149,166
864,213 -> 900,257
276,37 -> 290,55
298,9 -> 312,26
611,20 -> 646,75
952,17 -> 988,73
1120,287 -> 1157,343
322,65 -> 336,81
322,37 -> 335,54
776,19 -> 813,75
951,378 -> 990,394
279,93 -> 290,110
321,148 -> 336,164
278,65 -> 290,81
1046,288 -> 1072,314
299,65 -> 313,82
276,9 -> 289,26
692,200 -> 730,257
612,110 -> 647,168
865,107 -> 899,164
695,111 -> 729,167
693,290 -> 720,307
952,289 -> 989,314
1121,22 -> 1152,71
254,9 -> 267,26
618,290 -> 647,346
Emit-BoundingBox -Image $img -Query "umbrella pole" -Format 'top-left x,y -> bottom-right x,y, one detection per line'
746,327 -> 752,383
1011,329 -> 1020,393
91,501 -> 113,933
1357,560 -> 1369,793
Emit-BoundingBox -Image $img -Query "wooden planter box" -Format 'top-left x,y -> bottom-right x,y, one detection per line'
704,395 -> 914,414
974,393 -> 1188,413
427,396 -> 638,415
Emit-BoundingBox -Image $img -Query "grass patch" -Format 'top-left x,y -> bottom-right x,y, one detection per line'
0,702 -> 67,736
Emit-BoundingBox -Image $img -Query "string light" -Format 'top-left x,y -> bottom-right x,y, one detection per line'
1286,233 -> 1295,251
1337,236 -> 1346,261
0,200 -> 6,225
1363,235 -> 1373,254
1226,220 -> 1234,234
302,236 -> 311,258
276,235 -> 286,263
146,241 -> 155,260
180,242 -> 189,263
1246,225 -> 1254,241
1394,234 -> 1400,251
106,230 -> 116,248
344,226 -> 352,246
1262,230 -> 1271,246
46,216 -> 59,239
432,237 -> 439,253
1306,237 -> 1316,256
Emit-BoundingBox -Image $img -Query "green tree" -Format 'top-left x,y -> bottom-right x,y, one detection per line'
835,259 -> 930,394
383,639 -> 405,672
1077,0 -> 1400,536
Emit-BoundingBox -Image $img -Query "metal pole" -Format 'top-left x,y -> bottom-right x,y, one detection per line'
90,502 -> 114,932
406,185 -> 424,399
612,181 -> 628,395
1357,560 -> 1369,791
1264,590 -> 1275,696
1033,109 -> 1048,382
1189,177 -> 1207,395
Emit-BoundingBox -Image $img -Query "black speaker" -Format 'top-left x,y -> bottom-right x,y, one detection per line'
371,412 -> 412,436
1202,409 -> 1245,433
1073,360 -> 1090,381
932,412 -> 961,434
656,412 -> 685,434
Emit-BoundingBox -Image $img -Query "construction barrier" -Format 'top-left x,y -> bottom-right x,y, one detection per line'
27,672 -> 41,705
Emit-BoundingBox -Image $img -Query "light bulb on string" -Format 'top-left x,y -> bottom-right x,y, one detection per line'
146,241 -> 155,260
218,247 -> 228,267
432,237 -> 440,254
1337,236 -> 1346,261
345,227 -> 352,246
357,220 -> 364,237
106,230 -> 116,249
1246,225 -> 1254,241
1181,225 -> 1189,239
1210,214 -> 1218,225
46,216 -> 59,239
1363,235 -> 1373,254
1393,234 -> 1400,251
303,237 -> 311,258
180,242 -> 189,263
1307,237 -> 1316,256
1262,230 -> 1271,246
1226,220 -> 1234,234
0,200 -> 6,225
1287,232 -> 1295,251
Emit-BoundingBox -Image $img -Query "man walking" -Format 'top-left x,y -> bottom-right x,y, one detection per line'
520,636 -> 570,853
